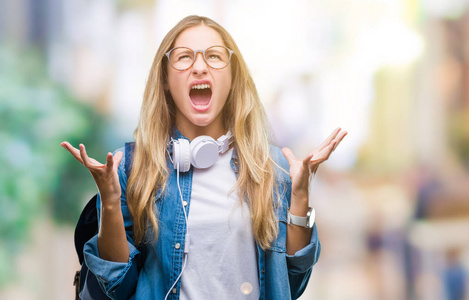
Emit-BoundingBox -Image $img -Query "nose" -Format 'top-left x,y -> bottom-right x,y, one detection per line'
191,52 -> 208,75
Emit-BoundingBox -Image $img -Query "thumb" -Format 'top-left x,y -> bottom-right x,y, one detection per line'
281,147 -> 296,165
106,150 -> 123,171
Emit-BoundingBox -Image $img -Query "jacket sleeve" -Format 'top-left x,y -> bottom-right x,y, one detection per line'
286,223 -> 321,274
286,223 -> 321,299
83,147 -> 142,300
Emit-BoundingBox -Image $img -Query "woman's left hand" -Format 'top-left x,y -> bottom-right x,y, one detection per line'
282,128 -> 347,199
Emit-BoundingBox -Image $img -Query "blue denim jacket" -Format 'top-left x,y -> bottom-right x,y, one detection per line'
83,130 -> 321,300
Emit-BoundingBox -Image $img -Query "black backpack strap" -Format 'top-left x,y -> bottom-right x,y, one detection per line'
74,194 -> 99,265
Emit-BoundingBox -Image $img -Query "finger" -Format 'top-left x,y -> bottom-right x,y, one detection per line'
106,152 -> 114,169
326,140 -> 337,159
61,141 -> 84,164
79,144 -> 93,167
332,131 -> 348,151
281,147 -> 297,165
106,151 -> 124,172
318,127 -> 341,151
310,140 -> 336,164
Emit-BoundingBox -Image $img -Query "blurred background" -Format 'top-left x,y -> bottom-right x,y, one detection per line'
1,0 -> 469,299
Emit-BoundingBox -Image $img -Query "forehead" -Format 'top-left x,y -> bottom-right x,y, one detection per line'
173,25 -> 225,50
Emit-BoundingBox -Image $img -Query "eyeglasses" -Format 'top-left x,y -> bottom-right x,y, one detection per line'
165,45 -> 235,71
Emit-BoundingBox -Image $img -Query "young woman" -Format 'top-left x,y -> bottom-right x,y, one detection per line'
62,15 -> 346,300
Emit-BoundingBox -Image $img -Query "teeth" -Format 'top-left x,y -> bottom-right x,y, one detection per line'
191,84 -> 210,90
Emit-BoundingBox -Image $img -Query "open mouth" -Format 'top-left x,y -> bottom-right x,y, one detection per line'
190,84 -> 212,108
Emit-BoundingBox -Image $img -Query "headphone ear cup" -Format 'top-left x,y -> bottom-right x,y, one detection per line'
190,136 -> 219,169
173,139 -> 191,172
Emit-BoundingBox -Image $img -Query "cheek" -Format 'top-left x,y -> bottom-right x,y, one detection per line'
219,70 -> 232,96
167,71 -> 176,89
167,72 -> 185,99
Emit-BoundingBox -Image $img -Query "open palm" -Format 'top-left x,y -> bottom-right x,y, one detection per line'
282,128 -> 347,197
60,142 -> 123,207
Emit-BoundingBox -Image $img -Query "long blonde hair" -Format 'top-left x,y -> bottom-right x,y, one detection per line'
127,15 -> 278,249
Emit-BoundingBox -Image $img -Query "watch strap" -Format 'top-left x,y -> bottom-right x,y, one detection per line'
287,208 -> 315,228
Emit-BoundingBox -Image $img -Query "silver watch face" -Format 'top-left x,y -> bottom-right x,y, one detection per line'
306,208 -> 316,228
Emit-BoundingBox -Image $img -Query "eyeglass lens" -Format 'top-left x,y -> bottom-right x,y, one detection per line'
168,46 -> 231,70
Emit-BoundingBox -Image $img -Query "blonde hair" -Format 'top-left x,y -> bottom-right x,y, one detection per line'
127,15 -> 278,249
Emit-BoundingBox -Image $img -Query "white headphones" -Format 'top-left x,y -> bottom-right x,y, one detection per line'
170,131 -> 234,172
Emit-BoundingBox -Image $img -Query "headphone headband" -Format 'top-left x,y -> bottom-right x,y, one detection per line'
169,131 -> 233,172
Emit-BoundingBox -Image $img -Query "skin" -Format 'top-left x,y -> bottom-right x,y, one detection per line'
61,25 -> 347,262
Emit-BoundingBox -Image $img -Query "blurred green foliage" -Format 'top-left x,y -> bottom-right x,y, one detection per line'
0,45 -> 109,286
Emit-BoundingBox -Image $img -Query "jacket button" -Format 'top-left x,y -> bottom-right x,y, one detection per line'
172,288 -> 177,294
183,200 -> 188,207
175,243 -> 181,249
261,269 -> 265,273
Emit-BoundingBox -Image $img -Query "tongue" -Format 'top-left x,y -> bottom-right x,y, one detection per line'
190,89 -> 212,106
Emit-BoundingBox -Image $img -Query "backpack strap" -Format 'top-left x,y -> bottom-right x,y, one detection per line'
74,194 -> 99,265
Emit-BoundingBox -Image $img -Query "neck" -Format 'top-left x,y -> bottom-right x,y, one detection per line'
175,122 -> 226,141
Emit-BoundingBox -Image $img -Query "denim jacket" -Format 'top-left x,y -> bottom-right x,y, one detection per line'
83,130 -> 321,300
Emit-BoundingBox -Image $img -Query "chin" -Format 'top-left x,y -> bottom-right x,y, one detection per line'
191,118 -> 214,128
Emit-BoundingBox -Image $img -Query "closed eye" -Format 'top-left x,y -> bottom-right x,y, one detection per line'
177,54 -> 192,61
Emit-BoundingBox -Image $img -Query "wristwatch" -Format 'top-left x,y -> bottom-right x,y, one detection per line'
287,208 -> 315,228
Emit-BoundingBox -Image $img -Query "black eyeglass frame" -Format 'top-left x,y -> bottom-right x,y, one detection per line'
165,45 -> 235,71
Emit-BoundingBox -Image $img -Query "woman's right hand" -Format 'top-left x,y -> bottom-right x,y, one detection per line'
60,142 -> 123,209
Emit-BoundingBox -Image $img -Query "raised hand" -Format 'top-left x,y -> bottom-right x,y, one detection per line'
60,142 -> 123,209
282,128 -> 347,198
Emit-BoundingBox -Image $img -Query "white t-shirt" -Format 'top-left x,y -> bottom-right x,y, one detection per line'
180,148 -> 259,299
